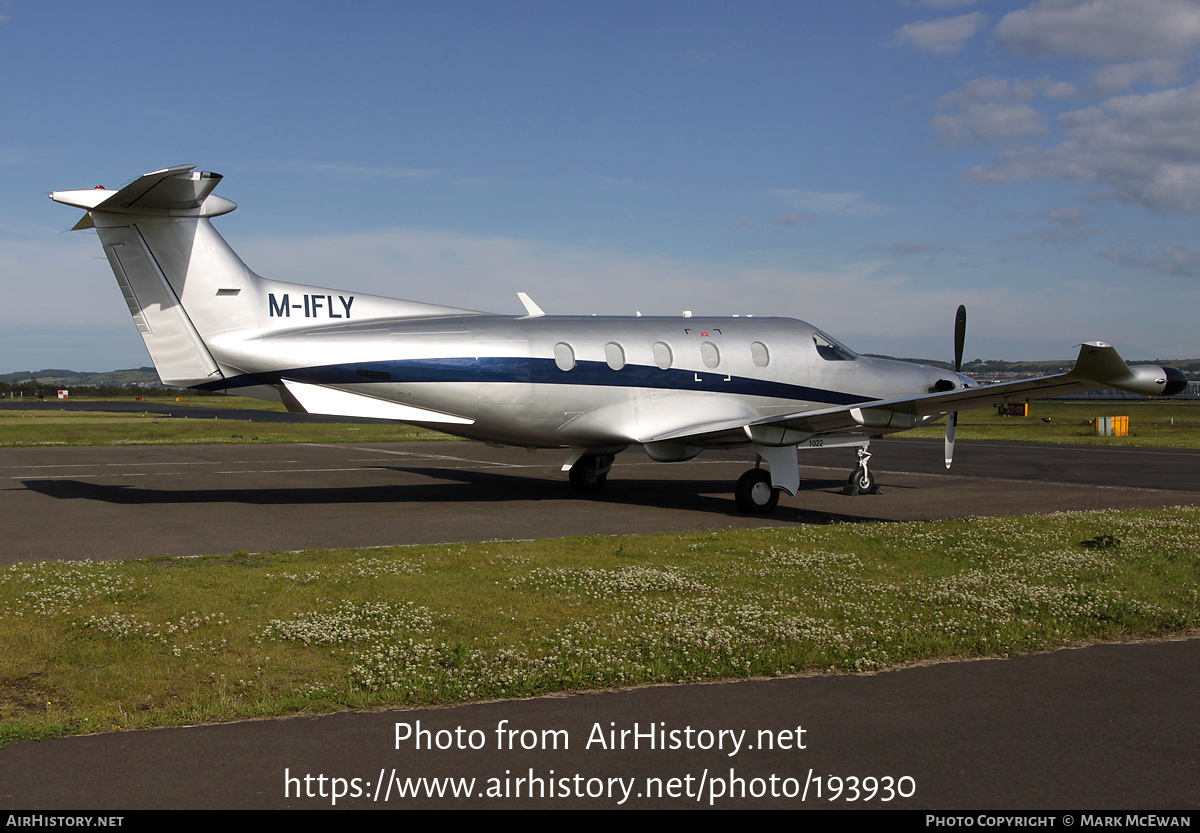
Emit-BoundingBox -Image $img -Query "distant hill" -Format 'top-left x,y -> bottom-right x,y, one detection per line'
0,367 -> 163,387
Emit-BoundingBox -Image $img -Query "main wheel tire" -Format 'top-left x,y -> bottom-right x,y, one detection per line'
735,468 -> 780,514
569,456 -> 608,493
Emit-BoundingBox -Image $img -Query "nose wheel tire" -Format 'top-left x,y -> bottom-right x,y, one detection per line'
735,468 -> 780,514
844,466 -> 878,495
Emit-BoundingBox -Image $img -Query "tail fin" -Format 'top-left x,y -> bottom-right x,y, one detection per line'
51,166 -> 240,387
52,165 -> 481,390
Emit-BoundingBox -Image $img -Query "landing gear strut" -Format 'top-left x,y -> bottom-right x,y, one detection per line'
568,453 -> 615,493
735,466 -> 780,514
843,446 -> 881,495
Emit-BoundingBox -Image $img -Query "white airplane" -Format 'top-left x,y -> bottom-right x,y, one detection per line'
51,165 -> 1187,513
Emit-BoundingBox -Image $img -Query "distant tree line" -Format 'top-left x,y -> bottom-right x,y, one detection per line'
0,379 -> 222,398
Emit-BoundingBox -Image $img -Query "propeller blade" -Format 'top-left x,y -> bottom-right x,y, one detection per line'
945,411 -> 957,469
946,304 -> 966,469
954,304 -> 967,373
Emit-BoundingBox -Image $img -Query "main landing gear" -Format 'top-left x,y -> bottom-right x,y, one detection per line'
735,467 -> 779,514
568,453 -> 615,493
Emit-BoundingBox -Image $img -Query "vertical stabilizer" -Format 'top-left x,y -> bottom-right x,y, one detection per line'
52,166 -> 234,387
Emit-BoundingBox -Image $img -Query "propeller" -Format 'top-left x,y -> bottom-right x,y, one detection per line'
945,304 -> 966,469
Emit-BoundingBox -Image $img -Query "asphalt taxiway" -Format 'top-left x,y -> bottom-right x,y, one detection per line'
2,438 -> 1198,563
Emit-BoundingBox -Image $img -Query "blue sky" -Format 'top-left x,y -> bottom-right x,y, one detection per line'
3,0 -> 1199,371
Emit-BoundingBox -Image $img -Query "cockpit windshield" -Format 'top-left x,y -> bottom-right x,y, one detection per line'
813,331 -> 858,362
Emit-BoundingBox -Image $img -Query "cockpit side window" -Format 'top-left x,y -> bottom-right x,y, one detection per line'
813,331 -> 857,362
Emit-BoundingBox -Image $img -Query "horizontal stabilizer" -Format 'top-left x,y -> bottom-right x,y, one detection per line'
50,165 -> 236,218
280,380 -> 474,425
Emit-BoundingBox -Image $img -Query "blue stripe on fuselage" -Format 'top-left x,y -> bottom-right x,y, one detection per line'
198,356 -> 873,407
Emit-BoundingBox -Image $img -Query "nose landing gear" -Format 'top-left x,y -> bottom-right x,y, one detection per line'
842,446 -> 881,495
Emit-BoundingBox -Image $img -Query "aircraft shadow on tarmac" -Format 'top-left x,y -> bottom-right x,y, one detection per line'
18,467 -> 883,526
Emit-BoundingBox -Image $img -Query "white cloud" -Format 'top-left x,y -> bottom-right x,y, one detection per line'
686,42 -> 739,64
932,102 -> 1046,144
995,0 -> 1200,61
769,212 -> 821,227
769,189 -> 887,217
964,81 -> 1200,212
1102,242 -> 1200,276
1034,206 -> 1089,224
0,235 -> 125,327
303,163 -> 441,180
5,223 -> 1186,368
917,0 -> 984,8
1017,207 -> 1102,244
229,227 -> 1016,345
1088,59 -> 1183,95
932,76 -> 1077,145
863,243 -> 948,257
893,12 -> 986,54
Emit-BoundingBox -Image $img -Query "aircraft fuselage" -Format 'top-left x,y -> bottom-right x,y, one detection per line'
211,312 -> 956,451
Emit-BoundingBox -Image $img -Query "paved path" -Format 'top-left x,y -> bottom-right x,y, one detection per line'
2,637 -> 1197,809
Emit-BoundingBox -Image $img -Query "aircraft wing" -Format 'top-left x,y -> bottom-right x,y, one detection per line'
652,342 -> 1184,447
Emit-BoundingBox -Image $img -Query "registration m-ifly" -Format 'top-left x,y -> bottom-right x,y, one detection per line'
51,166 -> 1187,513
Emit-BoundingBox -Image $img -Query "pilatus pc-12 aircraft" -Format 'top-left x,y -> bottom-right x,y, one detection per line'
52,165 -> 1187,513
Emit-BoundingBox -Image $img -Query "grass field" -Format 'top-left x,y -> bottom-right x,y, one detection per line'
0,397 -> 453,446
904,400 -> 1200,448
2,397 -> 1198,448
1,506 -> 1197,747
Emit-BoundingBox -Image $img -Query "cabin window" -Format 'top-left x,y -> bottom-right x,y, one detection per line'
751,341 -> 770,368
553,342 -> 576,371
813,331 -> 857,362
605,342 -> 626,370
701,341 -> 720,369
652,341 -> 673,370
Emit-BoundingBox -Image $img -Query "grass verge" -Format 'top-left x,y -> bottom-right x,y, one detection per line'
2,506 -> 1197,748
908,400 -> 1200,449
0,401 -> 452,446
2,399 -> 1198,448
